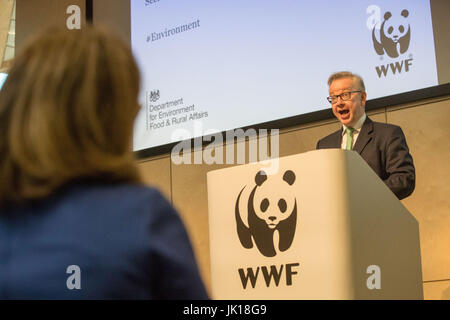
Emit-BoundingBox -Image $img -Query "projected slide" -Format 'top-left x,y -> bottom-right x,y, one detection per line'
131,0 -> 438,151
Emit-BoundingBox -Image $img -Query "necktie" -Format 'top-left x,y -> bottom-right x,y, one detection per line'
345,127 -> 355,150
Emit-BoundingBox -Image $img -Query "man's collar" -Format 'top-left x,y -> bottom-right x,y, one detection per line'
342,113 -> 366,135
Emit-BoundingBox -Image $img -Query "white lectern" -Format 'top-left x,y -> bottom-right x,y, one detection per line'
207,149 -> 423,299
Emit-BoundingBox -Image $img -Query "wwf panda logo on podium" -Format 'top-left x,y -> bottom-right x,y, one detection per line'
372,9 -> 411,58
235,170 -> 297,257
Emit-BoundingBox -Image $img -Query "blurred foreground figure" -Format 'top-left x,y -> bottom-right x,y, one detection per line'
0,26 -> 208,299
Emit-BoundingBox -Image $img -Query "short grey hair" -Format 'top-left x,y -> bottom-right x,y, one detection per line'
327,71 -> 366,92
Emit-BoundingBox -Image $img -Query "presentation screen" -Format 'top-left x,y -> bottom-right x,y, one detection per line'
131,0 -> 439,152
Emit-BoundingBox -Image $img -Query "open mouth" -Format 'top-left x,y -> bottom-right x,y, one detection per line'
337,109 -> 351,120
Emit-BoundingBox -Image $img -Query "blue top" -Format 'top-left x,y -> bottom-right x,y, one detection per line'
0,182 -> 209,299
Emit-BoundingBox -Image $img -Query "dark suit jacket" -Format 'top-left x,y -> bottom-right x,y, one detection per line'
0,182 -> 209,299
316,117 -> 415,200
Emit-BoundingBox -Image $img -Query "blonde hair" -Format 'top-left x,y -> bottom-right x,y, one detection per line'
0,26 -> 142,207
327,71 -> 366,91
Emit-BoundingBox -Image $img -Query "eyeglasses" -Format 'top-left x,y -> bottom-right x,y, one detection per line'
327,91 -> 361,104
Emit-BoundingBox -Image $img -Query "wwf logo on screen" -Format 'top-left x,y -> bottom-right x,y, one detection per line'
235,170 -> 297,258
368,7 -> 413,78
372,9 -> 411,59
149,90 -> 160,102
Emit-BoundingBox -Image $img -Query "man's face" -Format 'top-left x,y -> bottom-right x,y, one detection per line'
329,77 -> 366,127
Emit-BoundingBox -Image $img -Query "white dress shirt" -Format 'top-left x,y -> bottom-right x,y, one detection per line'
341,113 -> 367,150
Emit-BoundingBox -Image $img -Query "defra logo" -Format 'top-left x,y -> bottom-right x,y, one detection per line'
367,6 -> 413,78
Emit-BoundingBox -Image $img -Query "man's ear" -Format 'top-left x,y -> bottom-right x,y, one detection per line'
360,91 -> 367,107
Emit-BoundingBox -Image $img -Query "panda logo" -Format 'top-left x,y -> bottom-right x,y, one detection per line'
372,9 -> 411,59
235,170 -> 297,257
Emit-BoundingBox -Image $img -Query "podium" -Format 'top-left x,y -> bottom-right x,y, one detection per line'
206,149 -> 423,299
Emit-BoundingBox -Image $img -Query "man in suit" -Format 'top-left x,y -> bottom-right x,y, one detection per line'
316,71 -> 415,200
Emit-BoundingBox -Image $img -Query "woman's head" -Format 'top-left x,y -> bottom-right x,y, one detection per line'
0,26 -> 142,206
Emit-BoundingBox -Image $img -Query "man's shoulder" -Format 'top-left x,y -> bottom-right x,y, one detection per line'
318,129 -> 341,141
316,128 -> 341,149
368,119 -> 403,135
